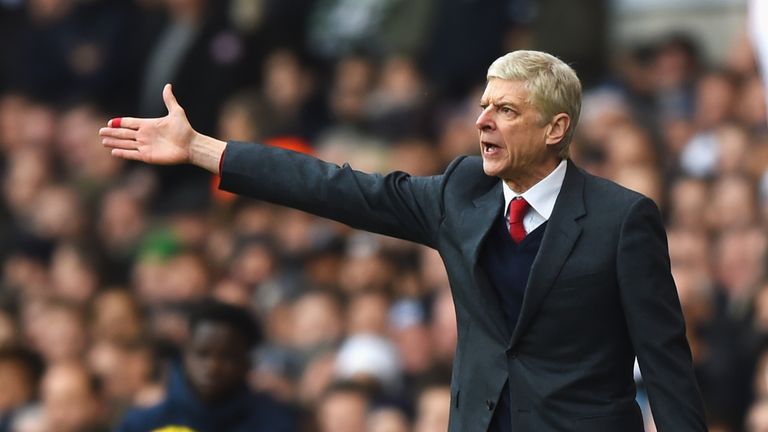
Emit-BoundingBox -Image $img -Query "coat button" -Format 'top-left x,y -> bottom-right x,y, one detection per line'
486,400 -> 495,411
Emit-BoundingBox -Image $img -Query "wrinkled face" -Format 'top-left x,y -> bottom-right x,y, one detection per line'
184,322 -> 249,402
476,79 -> 551,180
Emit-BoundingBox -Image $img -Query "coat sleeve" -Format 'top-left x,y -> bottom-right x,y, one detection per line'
616,197 -> 708,431
218,141 -> 457,248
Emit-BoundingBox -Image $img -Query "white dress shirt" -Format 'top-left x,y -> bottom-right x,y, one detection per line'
502,159 -> 567,234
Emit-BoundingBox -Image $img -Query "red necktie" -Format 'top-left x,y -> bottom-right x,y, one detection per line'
508,197 -> 530,244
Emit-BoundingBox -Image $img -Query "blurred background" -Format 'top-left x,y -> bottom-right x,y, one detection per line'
0,0 -> 764,431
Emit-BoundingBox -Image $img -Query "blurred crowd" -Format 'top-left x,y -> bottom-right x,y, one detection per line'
0,0 -> 766,431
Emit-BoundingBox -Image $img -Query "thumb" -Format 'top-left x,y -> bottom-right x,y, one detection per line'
163,83 -> 181,114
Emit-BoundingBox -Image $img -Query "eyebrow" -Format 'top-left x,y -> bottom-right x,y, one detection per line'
480,99 -> 523,108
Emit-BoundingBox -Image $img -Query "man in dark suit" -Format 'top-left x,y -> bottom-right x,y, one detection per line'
100,50 -> 707,431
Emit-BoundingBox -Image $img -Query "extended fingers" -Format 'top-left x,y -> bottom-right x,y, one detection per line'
99,127 -> 137,140
108,117 -> 143,130
110,149 -> 146,161
102,137 -> 139,150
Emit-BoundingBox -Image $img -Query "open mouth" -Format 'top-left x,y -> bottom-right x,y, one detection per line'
482,142 -> 502,154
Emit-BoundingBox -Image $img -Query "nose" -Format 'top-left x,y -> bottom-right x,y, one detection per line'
475,106 -> 494,131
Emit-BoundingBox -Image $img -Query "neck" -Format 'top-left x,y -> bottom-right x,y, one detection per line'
503,158 -> 561,193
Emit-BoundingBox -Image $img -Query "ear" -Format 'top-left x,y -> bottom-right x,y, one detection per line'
544,113 -> 571,146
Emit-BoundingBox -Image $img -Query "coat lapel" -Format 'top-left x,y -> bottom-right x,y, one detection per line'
508,160 -> 586,349
463,181 -> 509,340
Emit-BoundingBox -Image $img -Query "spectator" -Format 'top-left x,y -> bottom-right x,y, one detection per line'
315,381 -> 370,432
0,347 -> 43,432
413,379 -> 451,432
30,299 -> 87,364
88,289 -> 145,345
748,398 -> 768,432
117,300 -> 296,432
346,290 -> 390,336
367,404 -> 411,432
40,361 -> 108,432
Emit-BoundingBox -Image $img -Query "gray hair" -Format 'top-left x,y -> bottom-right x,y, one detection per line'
487,50 -> 581,158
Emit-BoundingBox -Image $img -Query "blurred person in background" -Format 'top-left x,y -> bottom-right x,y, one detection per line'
748,398 -> 768,432
389,138 -> 444,177
296,350 -> 336,409
1,238 -> 52,300
388,298 -> 436,400
96,185 -> 149,286
735,75 -> 768,132
289,290 -> 343,367
667,177 -> 710,231
337,242 -> 394,294
712,226 -> 766,305
651,34 -> 701,126
55,102 -> 123,196
49,243 -> 99,305
413,378 -> 451,432
39,361 -> 109,432
315,381 -> 370,432
307,0 -> 432,62
435,86 -> 487,164
693,70 -> 738,132
257,49 -> 322,141
610,165 -> 664,208
229,236 -> 278,293
346,290 -> 390,336
29,185 -> 87,244
128,0 -> 254,216
10,0 -> 138,111
29,299 -> 87,365
161,250 -> 211,303
368,56 -> 432,142
0,347 -> 43,432
428,289 -> 457,371
117,300 -> 296,432
88,289 -> 145,345
0,94 -> 56,154
366,403 -> 411,432
87,339 -> 162,416
0,309 -> 20,349
417,247 -> 450,293
2,150 -> 54,236
706,175 -> 759,232
714,124 -> 750,177
698,226 -> 768,427
217,89 -> 265,143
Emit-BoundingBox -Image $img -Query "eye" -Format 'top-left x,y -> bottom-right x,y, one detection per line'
500,106 -> 515,115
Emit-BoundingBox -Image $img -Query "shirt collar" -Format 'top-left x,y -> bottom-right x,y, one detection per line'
502,159 -> 567,221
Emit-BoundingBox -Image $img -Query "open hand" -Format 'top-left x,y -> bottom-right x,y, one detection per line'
100,84 -> 196,165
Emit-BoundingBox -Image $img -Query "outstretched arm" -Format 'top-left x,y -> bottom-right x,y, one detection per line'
100,84 -> 449,247
99,84 -> 226,173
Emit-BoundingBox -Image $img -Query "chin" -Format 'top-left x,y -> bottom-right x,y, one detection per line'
481,160 -> 503,178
